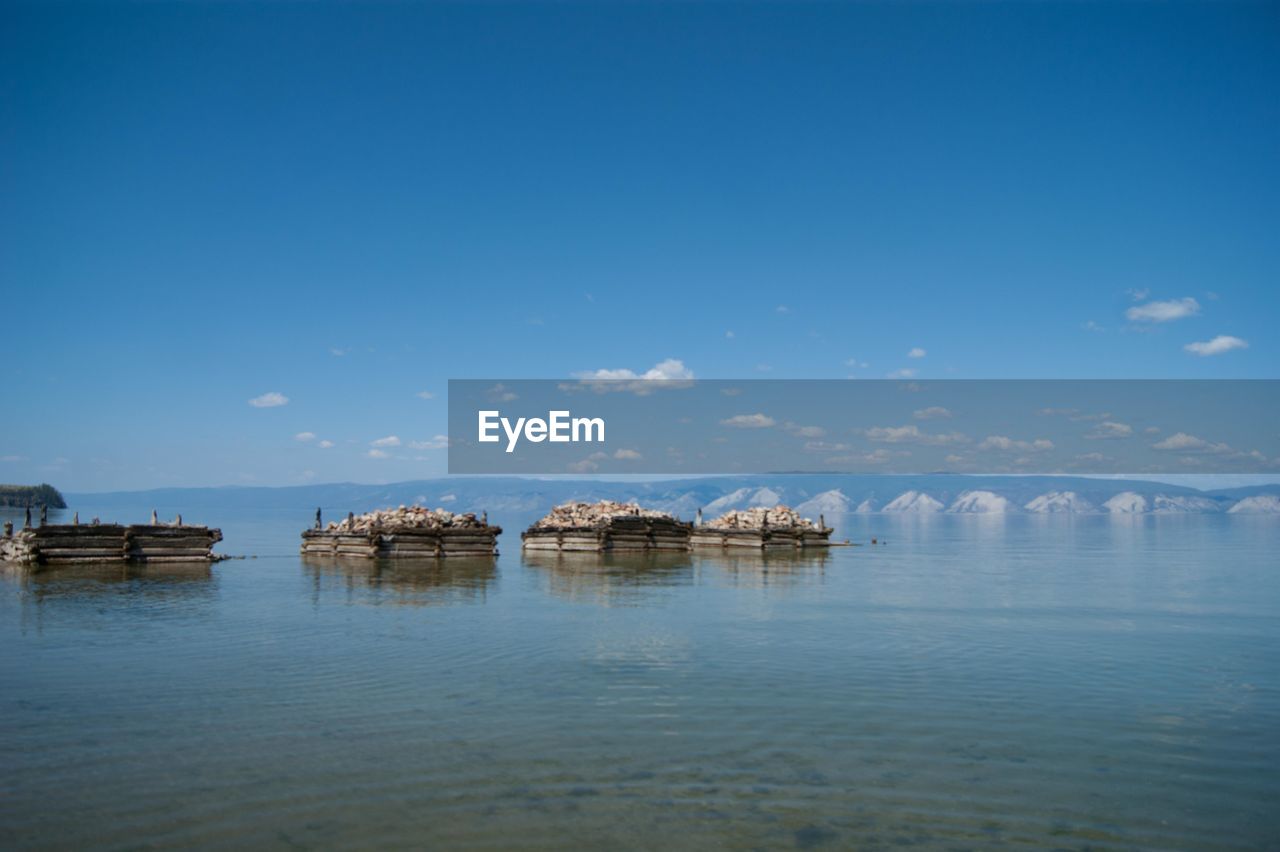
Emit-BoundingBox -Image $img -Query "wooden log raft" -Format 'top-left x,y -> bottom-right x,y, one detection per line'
689,525 -> 833,549
0,523 -> 223,564
690,506 -> 834,549
521,516 -> 694,553
299,525 -> 502,558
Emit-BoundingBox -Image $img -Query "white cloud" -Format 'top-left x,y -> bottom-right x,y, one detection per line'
775,305 -> 790,314
367,449 -> 390,459
1127,288 -> 1150,302
978,435 -> 1054,452
803,441 -> 851,453
1085,421 -> 1133,440
1152,432 -> 1232,454
844,358 -> 870,369
488,383 -> 519,402
782,422 -> 826,438
721,413 -> 776,429
887,368 -> 917,379
416,390 -> 435,400
295,432 -> 317,442
568,359 -> 695,394
1184,335 -> 1248,356
907,347 -> 926,358
725,330 -> 735,339
371,436 -> 401,448
567,452 -> 609,474
0,454 -> 25,462
409,435 -> 449,450
248,392 -> 289,408
1082,320 -> 1106,333
913,406 -> 951,420
1126,297 -> 1199,323
330,347 -> 349,356
613,449 -> 643,460
865,425 -> 967,445
317,440 -> 335,449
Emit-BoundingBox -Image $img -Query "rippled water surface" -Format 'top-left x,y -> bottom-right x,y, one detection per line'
2,505 -> 1278,849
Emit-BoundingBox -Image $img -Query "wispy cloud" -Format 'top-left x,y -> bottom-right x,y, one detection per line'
721,413 -> 776,429
416,390 -> 435,400
913,406 -> 951,420
294,432 -> 316,442
886,368 -> 917,379
329,347 -> 349,357
782,422 -> 825,438
865,425 -> 967,445
1,454 -> 26,462
907,347 -> 926,358
775,305 -> 790,314
408,435 -> 449,450
613,448 -> 643,460
978,435 -> 1054,452
1126,297 -> 1199,323
1152,432 -> 1231,454
367,449 -> 390,459
1184,335 -> 1247,356
1085,421 -> 1133,440
317,440 -> 335,449
248,392 -> 289,408
370,436 -> 401,448
488,383 -> 519,401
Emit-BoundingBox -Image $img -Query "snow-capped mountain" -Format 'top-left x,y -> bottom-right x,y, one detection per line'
1103,492 -> 1149,514
947,490 -> 1013,513
882,491 -> 944,513
1228,495 -> 1280,514
1151,495 -> 1221,513
1024,491 -> 1094,513
704,487 -> 782,514
795,490 -> 851,518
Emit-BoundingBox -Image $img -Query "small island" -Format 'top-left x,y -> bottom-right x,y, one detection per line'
0,483 -> 66,509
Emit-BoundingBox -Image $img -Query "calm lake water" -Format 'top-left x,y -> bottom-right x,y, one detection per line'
1,503 -> 1278,850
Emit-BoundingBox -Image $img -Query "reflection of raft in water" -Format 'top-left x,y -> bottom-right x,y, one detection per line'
302,554 -> 497,605
521,501 -> 693,553
300,506 -> 501,558
1,519 -> 223,565
690,506 -> 834,549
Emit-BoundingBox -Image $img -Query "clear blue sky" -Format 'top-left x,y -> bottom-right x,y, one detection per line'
2,3 -> 1277,490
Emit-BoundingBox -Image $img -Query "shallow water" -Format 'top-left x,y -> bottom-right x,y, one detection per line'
1,505 -> 1278,849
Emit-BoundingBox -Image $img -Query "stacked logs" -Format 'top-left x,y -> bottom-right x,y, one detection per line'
0,521 -> 223,565
300,505 -> 501,558
692,505 -> 832,549
522,501 -> 693,552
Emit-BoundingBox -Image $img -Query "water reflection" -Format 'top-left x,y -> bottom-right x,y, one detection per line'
302,555 -> 497,607
7,561 -> 215,602
695,547 -> 832,589
521,550 -> 694,606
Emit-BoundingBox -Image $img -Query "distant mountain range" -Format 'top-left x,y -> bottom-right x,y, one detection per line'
65,475 -> 1280,521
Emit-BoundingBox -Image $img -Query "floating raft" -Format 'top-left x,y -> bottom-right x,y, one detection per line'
690,506 -> 834,549
300,506 -> 501,558
0,523 -> 223,565
522,501 -> 693,553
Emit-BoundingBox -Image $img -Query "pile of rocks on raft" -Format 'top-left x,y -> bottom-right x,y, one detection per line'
326,506 -> 489,533
531,500 -> 674,529
703,505 -> 819,530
